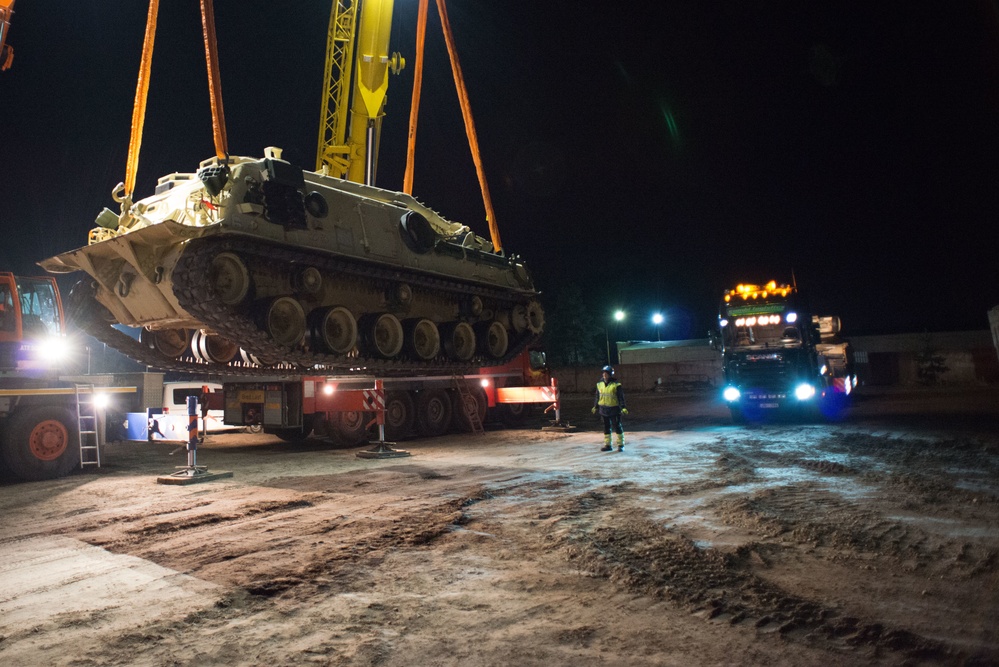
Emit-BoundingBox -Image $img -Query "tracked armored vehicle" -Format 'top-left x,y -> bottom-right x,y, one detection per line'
40,149 -> 545,376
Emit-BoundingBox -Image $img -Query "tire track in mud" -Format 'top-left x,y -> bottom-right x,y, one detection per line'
537,486 -> 955,663
57,474 -> 502,600
702,430 -> 999,577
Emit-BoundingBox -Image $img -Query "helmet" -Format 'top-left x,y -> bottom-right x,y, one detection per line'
602,365 -> 614,373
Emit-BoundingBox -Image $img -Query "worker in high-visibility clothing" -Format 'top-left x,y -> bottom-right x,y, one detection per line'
592,365 -> 628,452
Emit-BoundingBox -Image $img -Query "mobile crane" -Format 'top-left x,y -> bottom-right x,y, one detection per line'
0,273 -> 134,481
43,1 -> 560,445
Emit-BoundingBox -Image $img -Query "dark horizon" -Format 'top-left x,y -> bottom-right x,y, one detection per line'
2,1 -> 998,340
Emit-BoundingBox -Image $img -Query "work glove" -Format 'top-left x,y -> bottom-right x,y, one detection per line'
621,408 -> 629,415
591,407 -> 596,414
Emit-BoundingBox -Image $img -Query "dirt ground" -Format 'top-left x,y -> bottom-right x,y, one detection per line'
2,385 -> 998,666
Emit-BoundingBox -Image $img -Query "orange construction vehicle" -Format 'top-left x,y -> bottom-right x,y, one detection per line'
0,273 -> 134,481
0,0 -> 15,72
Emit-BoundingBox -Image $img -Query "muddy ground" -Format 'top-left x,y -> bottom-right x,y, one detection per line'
1,386 -> 998,666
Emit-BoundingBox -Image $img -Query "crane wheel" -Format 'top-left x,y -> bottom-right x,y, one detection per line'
2,406 -> 79,481
416,389 -> 452,437
384,391 -> 415,440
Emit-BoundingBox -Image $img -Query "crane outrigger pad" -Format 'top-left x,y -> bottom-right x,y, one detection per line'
541,421 -> 577,433
156,467 -> 234,485
356,442 -> 411,459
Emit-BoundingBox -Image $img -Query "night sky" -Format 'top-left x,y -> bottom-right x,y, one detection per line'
2,1 -> 998,340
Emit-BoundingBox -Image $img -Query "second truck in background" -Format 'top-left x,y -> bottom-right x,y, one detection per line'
716,281 -> 856,421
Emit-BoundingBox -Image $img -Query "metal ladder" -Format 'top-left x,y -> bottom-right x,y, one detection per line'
451,376 -> 484,435
75,384 -> 100,468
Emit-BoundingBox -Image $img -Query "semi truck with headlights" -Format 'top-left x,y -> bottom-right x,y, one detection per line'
715,281 -> 856,421
0,272 -> 134,481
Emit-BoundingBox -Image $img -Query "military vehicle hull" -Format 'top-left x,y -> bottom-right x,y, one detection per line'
41,152 -> 544,376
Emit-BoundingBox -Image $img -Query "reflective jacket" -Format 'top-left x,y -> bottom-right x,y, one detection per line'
594,378 -> 626,416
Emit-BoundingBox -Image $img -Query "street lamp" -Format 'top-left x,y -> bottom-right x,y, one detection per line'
651,312 -> 664,341
605,310 -> 625,364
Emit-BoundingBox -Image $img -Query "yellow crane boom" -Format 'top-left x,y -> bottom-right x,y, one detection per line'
316,0 -> 503,252
316,0 -> 403,185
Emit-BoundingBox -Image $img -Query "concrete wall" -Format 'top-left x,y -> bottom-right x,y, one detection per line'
849,331 -> 998,386
553,339 -> 722,393
551,330 -> 999,392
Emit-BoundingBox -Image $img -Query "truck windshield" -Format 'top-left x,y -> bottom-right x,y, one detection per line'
723,317 -> 801,349
15,277 -> 62,337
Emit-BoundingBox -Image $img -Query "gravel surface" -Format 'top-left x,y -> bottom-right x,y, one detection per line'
1,385 -> 997,666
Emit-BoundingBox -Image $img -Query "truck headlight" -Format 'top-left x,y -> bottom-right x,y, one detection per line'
723,386 -> 741,402
794,383 -> 816,400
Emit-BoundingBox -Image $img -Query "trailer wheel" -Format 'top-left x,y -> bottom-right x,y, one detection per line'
2,406 -> 80,481
499,402 -> 532,427
384,391 -> 415,441
333,410 -> 371,446
266,427 -> 308,442
452,387 -> 487,432
416,389 -> 452,437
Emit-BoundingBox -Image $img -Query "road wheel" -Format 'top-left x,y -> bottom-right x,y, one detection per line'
333,410 -> 371,446
441,322 -> 476,361
475,321 -> 508,359
2,406 -> 80,481
210,252 -> 251,305
452,387 -> 487,432
141,327 -> 191,359
192,330 -> 239,363
360,313 -> 404,358
311,306 -> 358,355
416,389 -> 452,437
384,391 -> 415,441
404,318 -> 441,361
265,297 -> 307,347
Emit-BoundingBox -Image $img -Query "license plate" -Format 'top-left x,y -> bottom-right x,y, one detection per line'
759,402 -> 779,409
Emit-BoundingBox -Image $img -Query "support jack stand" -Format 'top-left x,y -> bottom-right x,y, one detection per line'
539,387 -> 577,433
356,401 -> 412,458
356,440 -> 411,459
155,396 -> 234,484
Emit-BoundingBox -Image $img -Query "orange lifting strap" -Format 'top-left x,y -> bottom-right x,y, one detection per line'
405,0 -> 503,253
403,0 -> 429,196
124,0 -> 159,200
200,0 -> 228,160
124,0 -> 228,200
